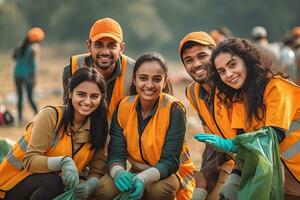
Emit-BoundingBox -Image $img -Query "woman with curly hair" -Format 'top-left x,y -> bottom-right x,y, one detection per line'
195,38 -> 300,199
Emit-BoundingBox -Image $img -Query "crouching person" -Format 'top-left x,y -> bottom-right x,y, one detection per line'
0,68 -> 108,200
96,53 -> 195,200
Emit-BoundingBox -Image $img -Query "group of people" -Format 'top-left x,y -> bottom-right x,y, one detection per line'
0,17 -> 299,200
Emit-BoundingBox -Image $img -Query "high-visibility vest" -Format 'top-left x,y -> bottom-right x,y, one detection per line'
117,94 -> 195,200
231,76 -> 300,183
186,81 -> 237,139
70,53 -> 135,121
0,106 -> 95,198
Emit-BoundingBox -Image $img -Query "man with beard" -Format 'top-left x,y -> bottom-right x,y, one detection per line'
62,17 -> 135,120
179,32 -> 238,200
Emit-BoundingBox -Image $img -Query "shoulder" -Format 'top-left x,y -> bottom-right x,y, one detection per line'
122,54 -> 135,66
31,106 -> 64,125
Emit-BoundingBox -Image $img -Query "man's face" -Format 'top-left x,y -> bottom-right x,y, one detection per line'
182,45 -> 213,84
87,37 -> 124,70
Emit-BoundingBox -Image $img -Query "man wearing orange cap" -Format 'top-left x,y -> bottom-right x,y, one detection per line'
13,27 -> 45,123
179,32 -> 238,200
62,17 -> 135,121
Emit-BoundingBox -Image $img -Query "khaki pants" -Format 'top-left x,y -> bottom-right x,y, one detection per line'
284,166 -> 300,199
95,174 -> 180,200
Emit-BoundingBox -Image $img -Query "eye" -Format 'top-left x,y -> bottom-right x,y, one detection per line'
90,94 -> 100,100
153,77 -> 162,83
218,69 -> 225,76
185,59 -> 193,65
229,62 -> 236,68
77,92 -> 86,97
138,76 -> 148,81
94,41 -> 102,48
108,42 -> 118,49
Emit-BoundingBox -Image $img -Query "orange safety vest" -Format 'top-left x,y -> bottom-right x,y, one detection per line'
186,82 -> 236,139
0,106 -> 95,198
117,94 -> 195,200
70,53 -> 135,121
231,76 -> 300,183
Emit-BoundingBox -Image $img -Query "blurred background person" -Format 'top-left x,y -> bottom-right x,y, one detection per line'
210,26 -> 232,45
12,27 -> 45,124
251,26 -> 281,66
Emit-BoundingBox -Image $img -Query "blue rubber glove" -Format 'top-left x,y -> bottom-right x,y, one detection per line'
194,133 -> 238,153
114,169 -> 135,192
75,177 -> 99,200
61,156 -> 79,189
128,176 -> 145,200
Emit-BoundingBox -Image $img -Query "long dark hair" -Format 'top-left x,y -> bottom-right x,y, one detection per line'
13,37 -> 31,60
129,52 -> 173,95
58,67 -> 108,149
210,38 -> 287,126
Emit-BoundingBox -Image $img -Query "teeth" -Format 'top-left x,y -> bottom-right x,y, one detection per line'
230,76 -> 238,83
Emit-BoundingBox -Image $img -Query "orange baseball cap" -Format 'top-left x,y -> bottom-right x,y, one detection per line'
292,26 -> 300,38
27,27 -> 45,42
89,17 -> 123,43
179,31 -> 216,55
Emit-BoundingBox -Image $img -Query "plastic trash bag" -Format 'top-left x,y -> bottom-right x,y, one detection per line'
52,189 -> 76,200
0,139 -> 12,163
233,126 -> 284,200
113,191 -> 131,200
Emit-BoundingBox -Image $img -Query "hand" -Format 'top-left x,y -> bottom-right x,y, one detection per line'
194,133 -> 238,153
61,156 -> 79,190
76,177 -> 99,200
114,169 -> 135,192
128,177 -> 145,200
219,173 -> 241,200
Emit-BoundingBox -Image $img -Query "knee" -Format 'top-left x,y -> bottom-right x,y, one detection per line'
94,174 -> 120,200
147,180 -> 178,199
42,173 -> 64,194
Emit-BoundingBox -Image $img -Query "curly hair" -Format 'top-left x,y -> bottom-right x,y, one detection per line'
210,38 -> 286,126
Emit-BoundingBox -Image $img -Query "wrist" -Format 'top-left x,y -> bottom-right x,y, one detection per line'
47,156 -> 65,171
136,167 -> 160,185
110,164 -> 125,179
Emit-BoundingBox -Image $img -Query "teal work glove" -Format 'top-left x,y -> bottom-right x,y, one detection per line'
128,176 -> 145,200
114,169 -> 135,192
194,133 -> 238,153
61,156 -> 79,190
219,173 -> 241,200
75,177 -> 99,200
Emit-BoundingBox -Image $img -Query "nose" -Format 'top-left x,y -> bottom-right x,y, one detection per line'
193,59 -> 202,68
225,69 -> 234,80
83,96 -> 92,104
145,80 -> 154,88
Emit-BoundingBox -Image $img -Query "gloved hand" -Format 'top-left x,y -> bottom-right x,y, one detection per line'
219,173 -> 241,200
114,169 -> 135,192
75,177 -> 99,200
128,176 -> 145,200
194,133 -> 238,153
61,156 -> 79,190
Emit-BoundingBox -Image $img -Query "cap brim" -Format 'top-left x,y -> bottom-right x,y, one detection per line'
179,39 -> 215,55
90,33 -> 122,43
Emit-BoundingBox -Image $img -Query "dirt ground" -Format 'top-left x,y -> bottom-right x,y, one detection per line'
0,45 -> 205,167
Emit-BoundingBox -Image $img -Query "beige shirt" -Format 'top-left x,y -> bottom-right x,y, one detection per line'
23,106 -> 107,178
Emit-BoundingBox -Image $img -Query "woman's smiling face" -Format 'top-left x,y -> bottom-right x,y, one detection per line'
214,52 -> 247,89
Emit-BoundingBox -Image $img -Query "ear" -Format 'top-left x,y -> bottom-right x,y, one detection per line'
119,42 -> 125,53
86,39 -> 91,50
